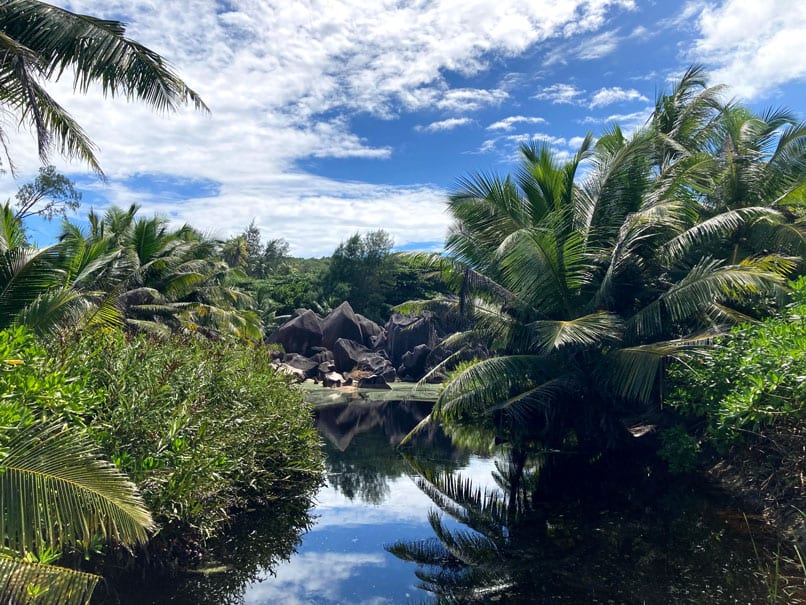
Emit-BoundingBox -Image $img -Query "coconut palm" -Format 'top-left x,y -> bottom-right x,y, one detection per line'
0,0 -> 207,173
407,78 -> 796,450
65,206 -> 262,340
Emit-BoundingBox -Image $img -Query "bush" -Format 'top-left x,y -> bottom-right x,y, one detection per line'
665,277 -> 806,451
51,331 -> 324,543
0,326 -> 100,436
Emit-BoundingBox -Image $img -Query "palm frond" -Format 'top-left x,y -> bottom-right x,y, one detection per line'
0,557 -> 100,605
628,257 -> 783,340
662,207 -> 783,261
604,334 -> 715,403
0,423 -> 154,554
0,1 -> 208,112
526,312 -> 623,353
0,245 -> 63,328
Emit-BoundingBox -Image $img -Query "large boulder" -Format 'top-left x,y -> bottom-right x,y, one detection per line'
397,344 -> 431,381
322,302 -> 363,350
310,348 -> 334,365
282,353 -> 319,378
357,353 -> 396,383
332,338 -> 372,374
271,362 -> 305,382
385,312 -> 438,366
356,313 -> 384,348
357,374 -> 392,390
332,338 -> 396,381
267,309 -> 323,356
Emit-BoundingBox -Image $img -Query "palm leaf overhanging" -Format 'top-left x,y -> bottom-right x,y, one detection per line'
0,0 -> 208,173
412,66 -> 804,451
0,422 -> 154,605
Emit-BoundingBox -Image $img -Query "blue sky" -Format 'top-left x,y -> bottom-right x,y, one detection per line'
5,0 -> 805,256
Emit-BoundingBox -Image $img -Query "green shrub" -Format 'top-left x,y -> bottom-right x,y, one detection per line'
658,424 -> 701,473
0,326 -> 100,436
46,331 -> 324,544
665,277 -> 806,450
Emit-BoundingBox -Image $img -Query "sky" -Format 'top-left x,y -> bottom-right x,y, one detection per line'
3,0 -> 806,257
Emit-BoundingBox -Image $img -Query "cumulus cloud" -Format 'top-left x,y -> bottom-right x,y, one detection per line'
2,0 -> 638,255
589,86 -> 648,108
486,115 -> 547,131
687,0 -> 806,99
416,117 -> 473,133
532,83 -> 585,104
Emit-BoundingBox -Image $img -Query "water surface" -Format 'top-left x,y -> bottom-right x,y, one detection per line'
102,395 -> 799,604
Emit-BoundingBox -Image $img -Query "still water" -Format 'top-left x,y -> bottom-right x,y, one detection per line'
102,396 -> 801,604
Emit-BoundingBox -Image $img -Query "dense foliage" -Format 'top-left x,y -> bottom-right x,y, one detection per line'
410,67 -> 805,453
663,277 -> 806,459
57,331 -> 323,542
2,327 -> 323,553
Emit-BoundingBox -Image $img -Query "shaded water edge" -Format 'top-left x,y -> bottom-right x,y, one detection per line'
97,396 -> 806,604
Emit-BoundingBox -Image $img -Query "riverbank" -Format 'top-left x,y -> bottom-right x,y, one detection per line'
707,422 -> 806,542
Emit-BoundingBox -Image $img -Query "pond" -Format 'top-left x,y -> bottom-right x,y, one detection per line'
99,392 -> 803,604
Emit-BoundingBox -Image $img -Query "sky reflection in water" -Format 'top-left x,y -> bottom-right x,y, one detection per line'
243,454 -> 500,605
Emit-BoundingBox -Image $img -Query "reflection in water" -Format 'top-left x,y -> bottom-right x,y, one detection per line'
389,446 -> 802,604
319,399 -> 461,504
101,398 -> 804,604
94,499 -> 314,604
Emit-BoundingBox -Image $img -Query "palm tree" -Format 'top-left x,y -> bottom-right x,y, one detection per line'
0,0 -> 207,173
406,75 -> 797,451
67,206 -> 262,340
0,422 -> 154,605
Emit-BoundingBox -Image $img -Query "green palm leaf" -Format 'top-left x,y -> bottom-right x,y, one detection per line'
526,311 -> 623,352
0,422 -> 154,555
0,245 -> 63,328
0,557 -> 100,605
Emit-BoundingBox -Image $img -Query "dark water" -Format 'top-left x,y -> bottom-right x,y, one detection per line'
101,397 -> 804,604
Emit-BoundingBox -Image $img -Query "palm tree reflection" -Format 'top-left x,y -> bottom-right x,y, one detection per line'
387,447 -> 542,603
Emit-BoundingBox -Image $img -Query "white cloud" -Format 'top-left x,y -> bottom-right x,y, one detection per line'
532,83 -> 585,104
545,28 -> 623,65
580,106 -> 653,134
2,0 -> 639,255
416,117 -> 473,133
486,115 -> 547,131
589,86 -> 648,108
434,88 -> 509,113
243,551 -> 389,605
688,0 -> 806,99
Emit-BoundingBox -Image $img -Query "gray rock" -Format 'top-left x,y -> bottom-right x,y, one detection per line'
385,312 -> 438,366
283,353 -> 319,378
272,362 -> 305,382
310,349 -> 334,365
332,338 -> 372,373
267,309 -> 323,356
358,353 -> 396,382
356,313 -> 384,348
323,371 -> 345,387
398,344 -> 431,381
322,302 -> 363,350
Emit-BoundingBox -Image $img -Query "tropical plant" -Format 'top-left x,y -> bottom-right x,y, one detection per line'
77,206 -> 262,340
664,276 -> 806,451
406,68 -> 802,451
0,327 -> 153,604
0,0 -> 206,173
54,330 -> 324,544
